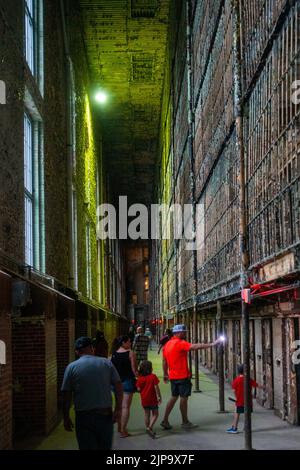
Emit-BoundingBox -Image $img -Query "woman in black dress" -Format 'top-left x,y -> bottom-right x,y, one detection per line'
111,335 -> 137,437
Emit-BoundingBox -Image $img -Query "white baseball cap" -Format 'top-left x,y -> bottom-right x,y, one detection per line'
172,324 -> 187,333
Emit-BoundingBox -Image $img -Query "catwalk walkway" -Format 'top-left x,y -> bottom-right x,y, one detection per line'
17,348 -> 300,450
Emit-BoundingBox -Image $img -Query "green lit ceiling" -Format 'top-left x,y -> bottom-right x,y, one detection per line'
79,0 -> 170,205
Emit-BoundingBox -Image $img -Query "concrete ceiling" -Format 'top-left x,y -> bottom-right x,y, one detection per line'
79,0 -> 170,205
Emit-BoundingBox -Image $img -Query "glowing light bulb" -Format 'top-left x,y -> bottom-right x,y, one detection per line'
95,91 -> 107,104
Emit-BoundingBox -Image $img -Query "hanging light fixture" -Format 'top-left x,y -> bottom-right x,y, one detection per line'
95,90 -> 108,104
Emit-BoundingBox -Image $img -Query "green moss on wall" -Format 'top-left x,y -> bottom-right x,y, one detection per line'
74,92 -> 98,300
153,4 -> 175,317
68,2 -> 126,333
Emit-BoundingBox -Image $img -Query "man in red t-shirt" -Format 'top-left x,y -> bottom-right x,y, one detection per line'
161,324 -> 222,430
226,364 -> 263,434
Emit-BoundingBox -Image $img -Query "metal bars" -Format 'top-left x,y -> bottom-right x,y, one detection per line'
152,0 -> 300,316
246,2 -> 300,267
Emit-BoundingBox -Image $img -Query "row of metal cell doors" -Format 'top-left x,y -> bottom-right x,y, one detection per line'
293,318 -> 300,424
222,317 -> 300,424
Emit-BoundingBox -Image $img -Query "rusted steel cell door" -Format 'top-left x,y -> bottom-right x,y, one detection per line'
288,318 -> 300,425
262,318 -> 274,409
232,320 -> 241,374
249,319 -> 256,396
272,318 -> 285,419
292,318 -> 300,425
255,319 -> 264,406
223,320 -> 229,381
204,320 -> 208,367
207,321 -> 214,369
293,318 -> 300,425
227,320 -> 235,382
197,317 -> 201,365
212,320 -> 218,374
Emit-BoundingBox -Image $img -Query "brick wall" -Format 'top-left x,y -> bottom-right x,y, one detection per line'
12,320 -> 46,438
0,0 -> 70,281
90,307 -> 98,339
43,0 -> 69,285
12,282 -> 58,439
0,1 -> 25,262
56,295 -> 75,407
45,311 -> 58,434
0,271 -> 12,450
0,0 -> 126,447
75,301 -> 88,339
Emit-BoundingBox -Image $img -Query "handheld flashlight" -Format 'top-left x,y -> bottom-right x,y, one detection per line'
219,335 -> 226,342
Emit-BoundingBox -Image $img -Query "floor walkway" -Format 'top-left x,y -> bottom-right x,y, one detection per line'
16,348 -> 300,450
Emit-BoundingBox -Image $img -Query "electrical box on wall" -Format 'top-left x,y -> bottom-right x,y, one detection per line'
12,281 -> 31,308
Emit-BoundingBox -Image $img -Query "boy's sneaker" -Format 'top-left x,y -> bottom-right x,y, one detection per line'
226,427 -> 238,434
181,422 -> 198,429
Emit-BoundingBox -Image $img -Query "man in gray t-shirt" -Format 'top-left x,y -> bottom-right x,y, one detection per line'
61,336 -> 123,450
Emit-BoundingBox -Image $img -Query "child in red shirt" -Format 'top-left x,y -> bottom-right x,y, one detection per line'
136,360 -> 162,438
227,364 -> 263,434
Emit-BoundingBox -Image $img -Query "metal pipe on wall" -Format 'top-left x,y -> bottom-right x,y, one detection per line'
186,0 -> 200,391
171,55 -> 180,328
60,0 -> 76,290
217,301 -> 225,412
233,0 -> 252,450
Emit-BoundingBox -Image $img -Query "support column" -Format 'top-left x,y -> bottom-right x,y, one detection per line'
186,0 -> 200,393
193,304 -> 201,392
233,0 -> 252,450
188,311 -> 193,377
0,271 -> 12,450
217,301 -> 226,412
171,48 -> 180,329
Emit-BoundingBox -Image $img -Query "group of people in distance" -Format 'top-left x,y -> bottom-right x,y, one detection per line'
61,323 -> 262,450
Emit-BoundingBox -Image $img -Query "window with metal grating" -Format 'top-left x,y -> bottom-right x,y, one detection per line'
131,0 -> 158,18
133,105 -> 153,122
131,54 -> 154,82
